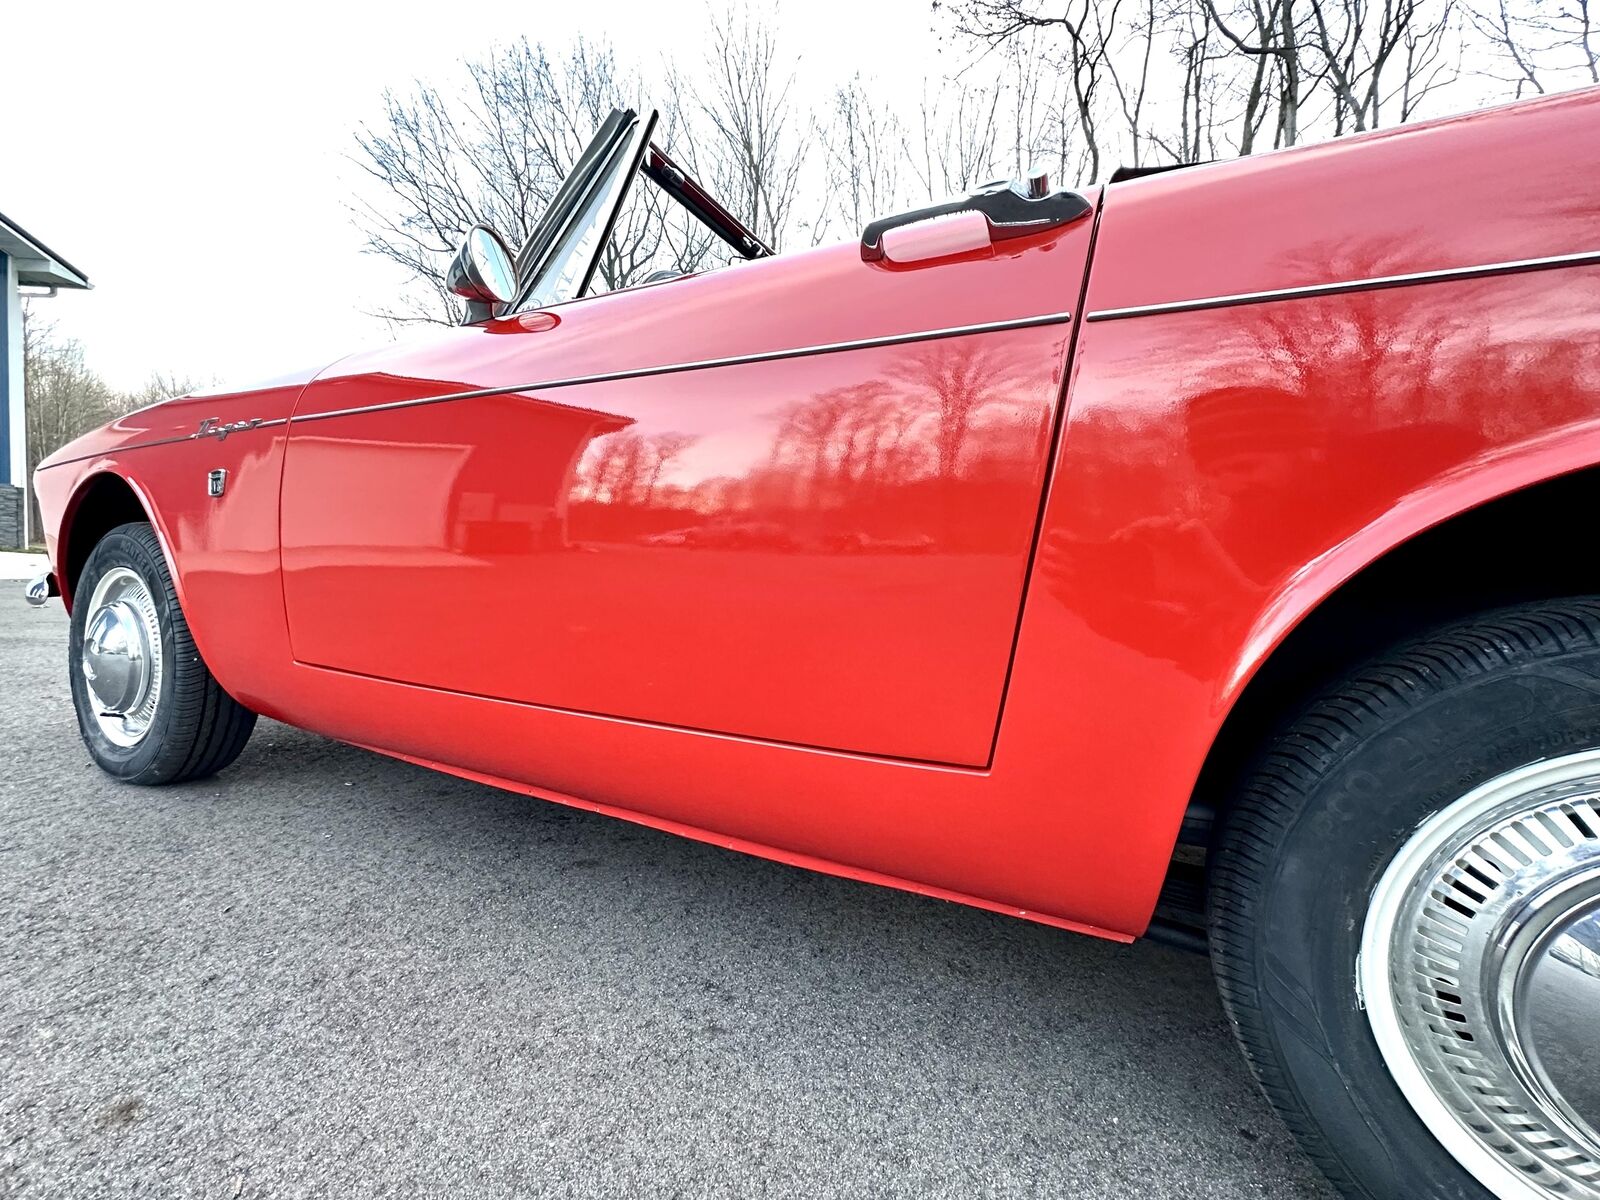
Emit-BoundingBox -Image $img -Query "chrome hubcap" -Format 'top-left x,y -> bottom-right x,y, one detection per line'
1362,752 -> 1600,1199
80,566 -> 163,747
1516,895 -> 1600,1151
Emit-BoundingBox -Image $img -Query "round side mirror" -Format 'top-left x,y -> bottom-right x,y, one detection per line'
446,225 -> 517,310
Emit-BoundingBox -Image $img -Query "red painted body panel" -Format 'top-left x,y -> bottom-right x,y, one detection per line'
281,324 -> 1075,765
37,363 -> 324,484
31,88 -> 1600,939
33,393 -> 302,719
1088,87 -> 1600,312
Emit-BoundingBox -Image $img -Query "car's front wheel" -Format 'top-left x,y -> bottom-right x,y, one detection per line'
69,521 -> 255,784
1210,598 -> 1600,1200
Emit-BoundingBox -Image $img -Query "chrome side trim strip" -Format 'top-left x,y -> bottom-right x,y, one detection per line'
291,311 -> 1076,425
38,312 -> 1076,464
1084,249 -> 1600,322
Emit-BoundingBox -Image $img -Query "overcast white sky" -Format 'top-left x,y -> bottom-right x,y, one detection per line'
2,0 -> 945,391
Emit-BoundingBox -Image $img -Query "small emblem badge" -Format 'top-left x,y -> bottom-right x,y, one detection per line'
207,469 -> 227,498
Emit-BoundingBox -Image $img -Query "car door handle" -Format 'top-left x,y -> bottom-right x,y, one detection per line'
860,177 -> 1093,263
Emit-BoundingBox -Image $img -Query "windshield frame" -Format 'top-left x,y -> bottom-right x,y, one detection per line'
509,108 -> 653,313
507,107 -> 772,315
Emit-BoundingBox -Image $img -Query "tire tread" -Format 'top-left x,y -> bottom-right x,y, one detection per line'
73,522 -> 255,785
1208,596 -> 1600,1200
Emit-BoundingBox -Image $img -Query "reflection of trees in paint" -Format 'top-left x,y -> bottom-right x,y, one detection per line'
892,339 -> 1017,482
755,341 -> 1027,507
565,339 -> 1051,554
1039,252 -> 1600,674
581,431 -> 702,506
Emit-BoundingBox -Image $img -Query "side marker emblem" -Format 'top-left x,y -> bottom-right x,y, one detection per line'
207,469 -> 227,498
197,417 -> 262,441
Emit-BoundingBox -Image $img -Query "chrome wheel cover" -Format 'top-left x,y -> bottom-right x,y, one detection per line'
79,566 -> 163,748
1361,751 -> 1600,1199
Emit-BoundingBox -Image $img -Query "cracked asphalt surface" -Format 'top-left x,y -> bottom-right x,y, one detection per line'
1,600 -> 1336,1199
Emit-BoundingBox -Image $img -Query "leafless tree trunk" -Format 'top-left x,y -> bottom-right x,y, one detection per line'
1583,0 -> 1600,79
1154,5 -> 1226,160
1099,0 -> 1160,165
957,0 -> 1119,180
1198,0 -> 1315,148
1467,0 -> 1597,94
1292,0 -> 1456,131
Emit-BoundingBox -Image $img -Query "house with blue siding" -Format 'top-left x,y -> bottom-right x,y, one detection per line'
0,212 -> 90,548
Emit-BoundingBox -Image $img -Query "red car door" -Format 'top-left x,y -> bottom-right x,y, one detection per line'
280,133 -> 1096,766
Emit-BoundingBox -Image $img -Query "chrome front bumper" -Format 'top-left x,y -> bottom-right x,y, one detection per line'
24,572 -> 56,607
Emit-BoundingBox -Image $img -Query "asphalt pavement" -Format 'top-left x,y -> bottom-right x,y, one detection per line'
1,598 -> 1336,1199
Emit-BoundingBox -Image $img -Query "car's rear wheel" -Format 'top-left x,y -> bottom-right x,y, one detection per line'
1209,598 -> 1600,1200
69,521 -> 255,785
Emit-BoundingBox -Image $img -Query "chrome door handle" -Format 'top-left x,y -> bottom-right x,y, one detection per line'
860,179 -> 1092,262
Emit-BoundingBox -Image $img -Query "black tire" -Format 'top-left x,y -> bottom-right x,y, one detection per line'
69,522 -> 256,785
1209,597 -> 1600,1200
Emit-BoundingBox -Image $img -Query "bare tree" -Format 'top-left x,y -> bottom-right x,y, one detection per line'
1468,0 -> 1552,90
1158,1 -> 1231,161
1306,0 -> 1458,132
958,0 -> 1300,174
820,75 -> 907,240
1573,0 -> 1600,78
913,78 -> 1005,197
22,310 -> 116,485
352,37 -> 710,324
954,0 -> 1482,173
1467,0 -> 1597,94
1103,0 -> 1163,166
19,309 -> 208,536
688,9 -> 810,249
343,0 -> 1591,334
1197,0 -> 1314,149
119,371 -> 212,412
958,0 -> 1122,179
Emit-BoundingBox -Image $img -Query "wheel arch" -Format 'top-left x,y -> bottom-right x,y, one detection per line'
56,469 -> 181,614
1188,452 -> 1600,855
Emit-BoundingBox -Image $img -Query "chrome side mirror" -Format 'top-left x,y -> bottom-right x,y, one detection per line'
446,225 -> 517,323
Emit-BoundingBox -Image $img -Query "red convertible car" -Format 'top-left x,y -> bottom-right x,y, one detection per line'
28,91 -> 1600,1199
